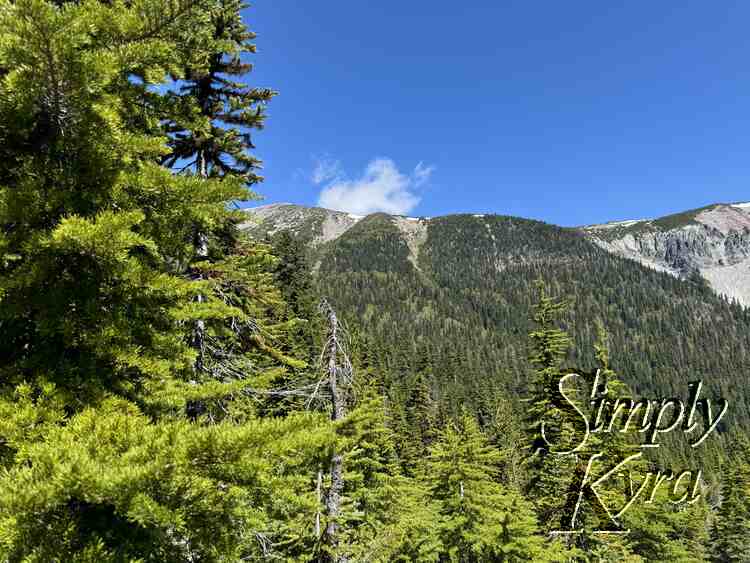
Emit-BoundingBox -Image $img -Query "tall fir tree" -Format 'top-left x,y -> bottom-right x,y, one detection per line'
522,281 -> 581,534
0,1 -> 331,559
423,413 -> 566,562
161,0 -> 276,184
710,434 -> 750,562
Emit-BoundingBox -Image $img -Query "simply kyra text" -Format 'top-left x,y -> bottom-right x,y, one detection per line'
542,371 -> 728,535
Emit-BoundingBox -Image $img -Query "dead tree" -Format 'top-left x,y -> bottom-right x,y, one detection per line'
185,295 -> 352,558
317,300 -> 353,563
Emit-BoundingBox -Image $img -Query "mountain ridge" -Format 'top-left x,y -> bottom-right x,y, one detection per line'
243,201 -> 750,305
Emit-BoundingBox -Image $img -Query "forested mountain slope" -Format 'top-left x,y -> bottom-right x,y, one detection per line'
246,205 -> 750,466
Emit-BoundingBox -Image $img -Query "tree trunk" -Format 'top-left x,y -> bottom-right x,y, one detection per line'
193,150 -> 208,375
320,303 -> 350,563
315,468 -> 323,538
191,233 -> 208,374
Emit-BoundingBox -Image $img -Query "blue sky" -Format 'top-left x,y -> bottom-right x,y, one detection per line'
242,1 -> 750,226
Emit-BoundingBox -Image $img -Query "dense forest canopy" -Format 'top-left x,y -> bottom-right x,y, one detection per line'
297,212 -> 750,464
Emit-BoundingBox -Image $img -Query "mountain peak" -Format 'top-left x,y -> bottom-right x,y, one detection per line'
241,203 -> 365,246
242,201 -> 750,307
584,201 -> 750,233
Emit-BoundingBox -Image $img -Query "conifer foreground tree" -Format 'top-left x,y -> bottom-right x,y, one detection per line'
710,435 -> 750,562
424,413 -> 566,562
522,281 -> 580,533
0,1 -> 331,559
155,0 -> 281,383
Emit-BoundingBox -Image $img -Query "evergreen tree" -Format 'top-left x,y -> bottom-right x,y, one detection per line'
0,394 -> 332,561
488,397 -> 525,492
407,364 -> 437,447
625,490 -> 711,562
423,413 -> 564,562
161,0 -> 276,184
398,368 -> 437,475
0,1 -> 330,559
336,391 -> 438,562
521,281 -> 580,533
149,0 -> 281,385
710,435 -> 750,562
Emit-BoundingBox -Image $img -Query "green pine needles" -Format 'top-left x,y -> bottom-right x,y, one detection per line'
0,1 -> 329,559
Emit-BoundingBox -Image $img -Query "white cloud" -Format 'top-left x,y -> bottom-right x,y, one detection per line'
413,161 -> 435,187
317,158 -> 432,215
311,157 -> 343,185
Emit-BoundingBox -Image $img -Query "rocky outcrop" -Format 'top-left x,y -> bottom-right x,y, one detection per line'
241,203 -> 363,246
584,203 -> 750,305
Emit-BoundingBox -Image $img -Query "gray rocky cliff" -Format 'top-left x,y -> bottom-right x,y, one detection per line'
584,203 -> 750,305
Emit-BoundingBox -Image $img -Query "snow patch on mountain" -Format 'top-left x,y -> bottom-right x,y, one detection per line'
586,218 -> 647,230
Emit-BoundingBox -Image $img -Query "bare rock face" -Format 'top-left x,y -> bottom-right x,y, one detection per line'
242,204 -> 431,251
583,203 -> 750,305
241,203 -> 364,246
